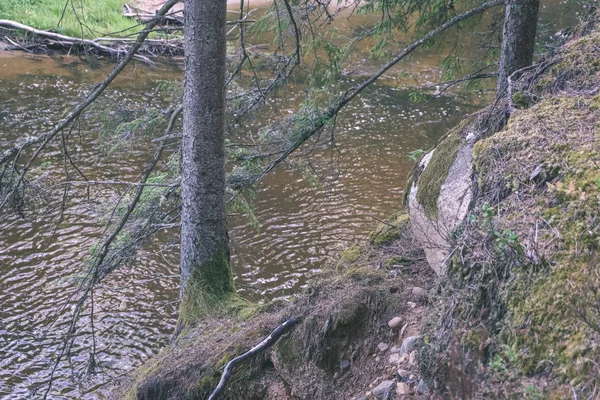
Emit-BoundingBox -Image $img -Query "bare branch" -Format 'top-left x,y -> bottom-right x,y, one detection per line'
0,0 -> 181,212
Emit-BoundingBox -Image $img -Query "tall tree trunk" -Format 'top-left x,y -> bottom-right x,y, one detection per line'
497,0 -> 540,98
179,0 -> 236,325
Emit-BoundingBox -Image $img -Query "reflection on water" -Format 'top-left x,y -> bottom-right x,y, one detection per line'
0,1 -> 580,397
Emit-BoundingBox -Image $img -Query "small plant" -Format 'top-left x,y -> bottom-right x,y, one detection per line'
524,385 -> 544,400
408,149 -> 426,162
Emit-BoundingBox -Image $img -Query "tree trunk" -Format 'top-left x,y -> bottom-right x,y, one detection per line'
497,0 -> 540,98
179,0 -> 236,325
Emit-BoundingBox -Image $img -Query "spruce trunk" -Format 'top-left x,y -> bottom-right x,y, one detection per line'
179,0 -> 236,324
497,0 -> 540,98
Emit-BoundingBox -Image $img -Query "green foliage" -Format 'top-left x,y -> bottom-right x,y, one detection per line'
0,0 -> 140,38
407,148 -> 426,162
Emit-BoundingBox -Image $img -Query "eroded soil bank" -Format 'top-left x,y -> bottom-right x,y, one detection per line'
118,12 -> 600,400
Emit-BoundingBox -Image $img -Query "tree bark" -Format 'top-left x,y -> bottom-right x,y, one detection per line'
497,0 -> 540,98
180,0 -> 236,324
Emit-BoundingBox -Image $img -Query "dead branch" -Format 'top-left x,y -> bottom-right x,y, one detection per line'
41,104 -> 183,399
0,0 -> 180,213
244,0 -> 504,191
0,19 -> 150,61
208,316 -> 302,400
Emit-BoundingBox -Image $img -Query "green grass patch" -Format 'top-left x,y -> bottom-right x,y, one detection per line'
0,0 -> 141,38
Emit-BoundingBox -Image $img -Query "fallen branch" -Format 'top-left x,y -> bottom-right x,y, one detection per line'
0,19 -> 148,61
0,0 -> 180,212
248,0 -> 505,188
208,316 -> 302,400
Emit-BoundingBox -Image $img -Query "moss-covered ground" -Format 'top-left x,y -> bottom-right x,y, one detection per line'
118,212 -> 435,399
418,17 -> 600,398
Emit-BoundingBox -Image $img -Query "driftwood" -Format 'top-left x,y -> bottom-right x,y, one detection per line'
207,316 -> 302,400
122,4 -> 255,26
0,19 -> 154,61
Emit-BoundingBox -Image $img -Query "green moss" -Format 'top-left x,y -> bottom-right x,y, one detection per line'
384,256 -> 407,269
368,213 -> 409,246
276,335 -> 301,367
179,251 -> 238,326
415,128 -> 465,219
337,242 -> 364,266
512,91 -> 533,109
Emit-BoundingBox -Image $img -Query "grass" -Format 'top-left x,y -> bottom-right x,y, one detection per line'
0,0 -> 141,38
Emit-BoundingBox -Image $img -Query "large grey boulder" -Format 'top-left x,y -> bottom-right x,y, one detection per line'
408,120 -> 479,275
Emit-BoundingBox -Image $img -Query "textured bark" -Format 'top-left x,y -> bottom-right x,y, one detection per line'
180,0 -> 235,312
497,0 -> 540,97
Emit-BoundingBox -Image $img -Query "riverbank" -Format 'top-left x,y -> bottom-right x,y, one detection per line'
0,0 -> 260,58
117,12 -> 600,400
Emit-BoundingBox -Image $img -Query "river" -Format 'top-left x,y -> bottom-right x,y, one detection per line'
0,1 -> 579,398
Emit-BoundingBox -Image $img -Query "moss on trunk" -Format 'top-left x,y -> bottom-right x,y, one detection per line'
179,251 -> 238,326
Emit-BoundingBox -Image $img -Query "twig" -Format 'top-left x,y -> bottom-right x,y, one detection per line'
234,0 -> 504,199
208,316 -> 302,400
0,0 -> 180,213
0,19 -> 148,60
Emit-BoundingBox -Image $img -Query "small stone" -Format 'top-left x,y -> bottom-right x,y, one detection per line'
399,353 -> 409,364
390,346 -> 401,354
373,380 -> 396,400
375,356 -> 381,362
400,335 -> 420,355
377,342 -> 389,352
397,369 -> 410,380
365,391 -> 371,398
407,301 -> 417,308
388,353 -> 401,364
340,359 -> 350,370
412,286 -> 428,300
417,379 -> 428,394
357,396 -> 368,400
388,316 -> 403,330
399,323 -> 408,337
396,382 -> 410,396
409,350 -> 417,365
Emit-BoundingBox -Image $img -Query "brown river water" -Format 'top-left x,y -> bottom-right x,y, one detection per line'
0,2 -> 579,398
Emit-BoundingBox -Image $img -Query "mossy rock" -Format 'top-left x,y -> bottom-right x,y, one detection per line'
368,213 -> 409,246
415,118 -> 471,219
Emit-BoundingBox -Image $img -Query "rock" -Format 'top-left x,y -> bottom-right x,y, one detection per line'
388,353 -> 401,364
408,125 -> 479,275
388,316 -> 403,330
399,323 -> 408,337
411,286 -> 428,300
377,342 -> 389,352
407,301 -> 417,308
397,369 -> 410,380
357,396 -> 368,400
400,336 -> 420,355
390,346 -> 401,354
375,356 -> 381,362
417,379 -> 428,394
373,380 -> 396,399
409,350 -> 417,365
340,359 -> 350,370
396,382 -> 410,396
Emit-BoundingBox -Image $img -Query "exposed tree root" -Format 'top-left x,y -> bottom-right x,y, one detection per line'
208,316 -> 302,400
